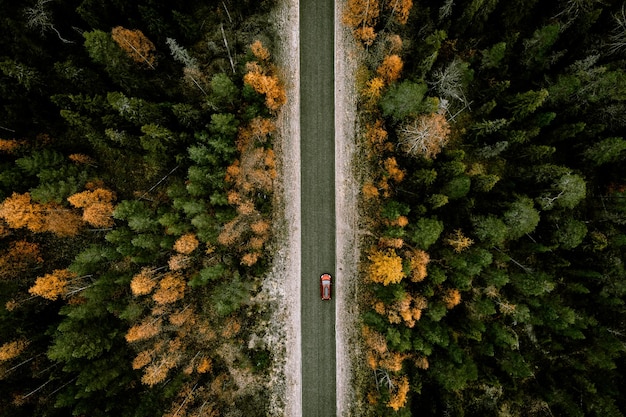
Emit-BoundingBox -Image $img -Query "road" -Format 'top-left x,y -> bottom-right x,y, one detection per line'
300,0 -> 336,415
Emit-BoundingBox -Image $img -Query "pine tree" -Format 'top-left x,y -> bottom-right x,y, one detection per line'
503,196 -> 540,240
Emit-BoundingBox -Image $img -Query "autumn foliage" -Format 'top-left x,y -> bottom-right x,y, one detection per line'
397,112 -> 451,159
29,269 -> 77,300
368,249 -> 405,285
0,139 -> 24,153
442,288 -> 462,309
126,318 -> 162,343
250,40 -> 270,61
0,240 -> 43,280
387,0 -> 413,24
243,41 -> 286,111
0,339 -> 28,362
130,267 -> 159,296
364,77 -> 385,101
173,233 -> 199,254
220,116 -> 276,265
67,188 -> 116,228
343,0 -> 381,45
377,55 -> 403,83
111,26 -> 157,68
445,228 -> 474,253
387,375 -> 410,410
366,119 -> 392,154
407,248 -> 429,282
152,272 -> 186,305
0,192 -> 83,236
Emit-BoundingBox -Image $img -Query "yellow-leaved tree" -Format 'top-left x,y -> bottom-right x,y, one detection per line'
368,249 -> 405,285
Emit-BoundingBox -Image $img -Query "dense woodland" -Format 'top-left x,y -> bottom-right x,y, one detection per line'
346,0 -> 626,415
0,1 -> 283,416
3,0 -> 626,416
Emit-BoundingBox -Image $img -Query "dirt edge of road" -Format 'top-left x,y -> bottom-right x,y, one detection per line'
334,2 -> 362,415
265,0 -> 301,416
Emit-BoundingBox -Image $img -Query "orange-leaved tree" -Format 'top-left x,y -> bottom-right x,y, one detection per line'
0,139 -> 24,153
221,116 -> 276,266
130,267 -> 162,296
377,55 -> 403,84
362,325 -> 388,370
442,288 -> 462,309
366,119 -> 392,155
125,317 -> 162,343
0,240 -> 43,280
0,192 -> 84,236
243,41 -> 286,111
28,269 -> 78,300
152,272 -> 186,305
364,77 -> 385,102
386,0 -> 413,24
383,157 -> 405,183
68,153 -> 97,167
0,339 -> 28,362
250,39 -> 270,61
368,249 -> 405,285
343,0 -> 381,45
243,63 -> 286,111
67,188 -> 116,228
385,293 -> 426,328
111,26 -> 157,68
362,182 -> 380,199
387,375 -> 410,410
173,233 -> 199,255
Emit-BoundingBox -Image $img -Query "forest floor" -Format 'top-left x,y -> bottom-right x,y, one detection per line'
262,0 -> 361,415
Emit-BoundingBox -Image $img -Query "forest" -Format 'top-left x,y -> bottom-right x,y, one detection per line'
2,0 -> 626,416
345,0 -> 626,415
1,0 -> 283,416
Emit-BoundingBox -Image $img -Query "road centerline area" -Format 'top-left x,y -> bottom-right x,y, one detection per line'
300,0 -> 337,415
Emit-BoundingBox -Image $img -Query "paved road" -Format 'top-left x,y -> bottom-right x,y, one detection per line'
300,0 -> 336,415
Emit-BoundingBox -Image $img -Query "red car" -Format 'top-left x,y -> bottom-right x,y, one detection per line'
320,273 -> 332,300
